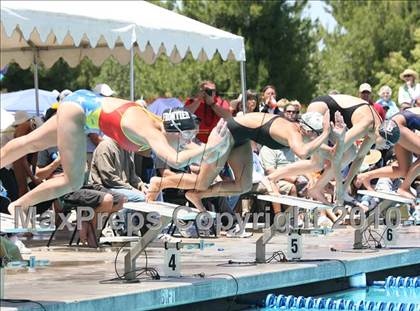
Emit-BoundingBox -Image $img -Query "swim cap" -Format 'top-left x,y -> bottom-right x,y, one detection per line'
162,107 -> 198,133
379,120 -> 400,145
300,112 -> 323,134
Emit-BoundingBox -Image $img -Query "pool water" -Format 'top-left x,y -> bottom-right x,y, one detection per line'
254,286 -> 420,310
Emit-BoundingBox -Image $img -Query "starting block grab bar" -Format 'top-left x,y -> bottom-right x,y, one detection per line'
255,195 -> 334,263
121,201 -> 216,280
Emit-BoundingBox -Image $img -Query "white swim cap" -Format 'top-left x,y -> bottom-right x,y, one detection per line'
300,112 -> 323,133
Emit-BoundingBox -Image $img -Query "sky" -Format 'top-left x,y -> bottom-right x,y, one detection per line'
302,0 -> 337,32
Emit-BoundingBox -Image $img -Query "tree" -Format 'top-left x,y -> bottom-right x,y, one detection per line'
317,0 -> 420,97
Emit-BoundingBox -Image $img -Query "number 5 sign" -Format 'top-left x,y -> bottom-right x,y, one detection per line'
287,232 -> 303,259
163,245 -> 181,277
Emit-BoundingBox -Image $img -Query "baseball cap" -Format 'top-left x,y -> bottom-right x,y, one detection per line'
379,120 -> 400,145
162,108 -> 198,133
359,83 -> 372,93
300,112 -> 323,134
92,83 -> 115,97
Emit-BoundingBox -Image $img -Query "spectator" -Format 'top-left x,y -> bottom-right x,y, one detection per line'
259,145 -> 307,209
260,85 -> 282,114
0,111 -> 43,200
89,138 -> 147,202
184,80 -> 231,143
86,131 -> 104,173
359,83 -> 386,121
289,100 -> 302,113
230,90 -> 259,116
376,85 -> 399,119
276,98 -> 290,111
283,103 -> 300,122
398,69 -> 420,107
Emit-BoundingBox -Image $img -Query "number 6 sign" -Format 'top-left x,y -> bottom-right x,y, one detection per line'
287,232 -> 303,259
384,227 -> 398,247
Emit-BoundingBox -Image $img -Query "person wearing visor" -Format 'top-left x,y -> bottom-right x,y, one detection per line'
0,90 -> 228,218
358,107 -> 419,199
171,110 -> 333,211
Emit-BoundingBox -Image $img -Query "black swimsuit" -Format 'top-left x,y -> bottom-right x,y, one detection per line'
227,115 -> 287,149
311,95 -> 367,128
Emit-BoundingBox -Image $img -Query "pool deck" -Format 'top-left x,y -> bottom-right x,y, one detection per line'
2,226 -> 420,311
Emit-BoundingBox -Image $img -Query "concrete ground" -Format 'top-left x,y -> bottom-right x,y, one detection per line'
1,225 -> 420,311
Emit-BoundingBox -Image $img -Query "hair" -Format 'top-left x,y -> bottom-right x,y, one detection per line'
328,90 -> 340,95
246,89 -> 258,102
284,103 -> 298,111
378,85 -> 392,96
261,85 -> 276,96
277,98 -> 290,108
235,89 -> 259,112
289,100 -> 301,111
44,108 -> 57,121
199,80 -> 216,90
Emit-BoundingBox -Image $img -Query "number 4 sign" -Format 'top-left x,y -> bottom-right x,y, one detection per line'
384,227 -> 398,247
287,232 -> 303,260
163,247 -> 181,277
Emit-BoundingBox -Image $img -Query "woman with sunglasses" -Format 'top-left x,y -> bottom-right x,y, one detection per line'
0,90 -> 228,218
149,110 -> 333,211
268,94 -> 399,205
358,107 -> 420,200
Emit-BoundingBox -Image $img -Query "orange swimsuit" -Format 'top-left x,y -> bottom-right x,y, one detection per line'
99,102 -> 161,152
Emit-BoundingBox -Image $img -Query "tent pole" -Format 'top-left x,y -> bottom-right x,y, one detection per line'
130,45 -> 134,101
240,61 -> 247,113
33,51 -> 40,116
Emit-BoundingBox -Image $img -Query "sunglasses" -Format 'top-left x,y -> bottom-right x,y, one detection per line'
403,75 -> 412,78
29,118 -> 37,130
285,110 -> 298,114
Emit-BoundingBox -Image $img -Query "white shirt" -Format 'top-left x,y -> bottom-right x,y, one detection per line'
398,83 -> 420,105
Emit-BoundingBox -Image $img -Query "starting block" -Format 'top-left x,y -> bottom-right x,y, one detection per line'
255,195 -> 332,263
354,190 -> 415,249
121,201 -> 216,280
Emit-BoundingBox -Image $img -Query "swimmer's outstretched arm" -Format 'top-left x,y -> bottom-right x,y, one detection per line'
287,111 -> 331,159
146,119 -> 228,169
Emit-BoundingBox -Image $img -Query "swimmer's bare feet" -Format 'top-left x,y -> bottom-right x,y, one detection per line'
397,188 -> 416,201
146,177 -> 162,202
185,190 -> 206,212
307,187 -> 330,205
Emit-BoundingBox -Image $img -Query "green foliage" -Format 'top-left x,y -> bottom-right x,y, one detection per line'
1,58 -> 98,93
2,0 -> 418,106
318,0 -> 420,98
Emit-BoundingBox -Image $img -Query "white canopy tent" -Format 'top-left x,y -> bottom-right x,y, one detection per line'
1,1 -> 247,114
